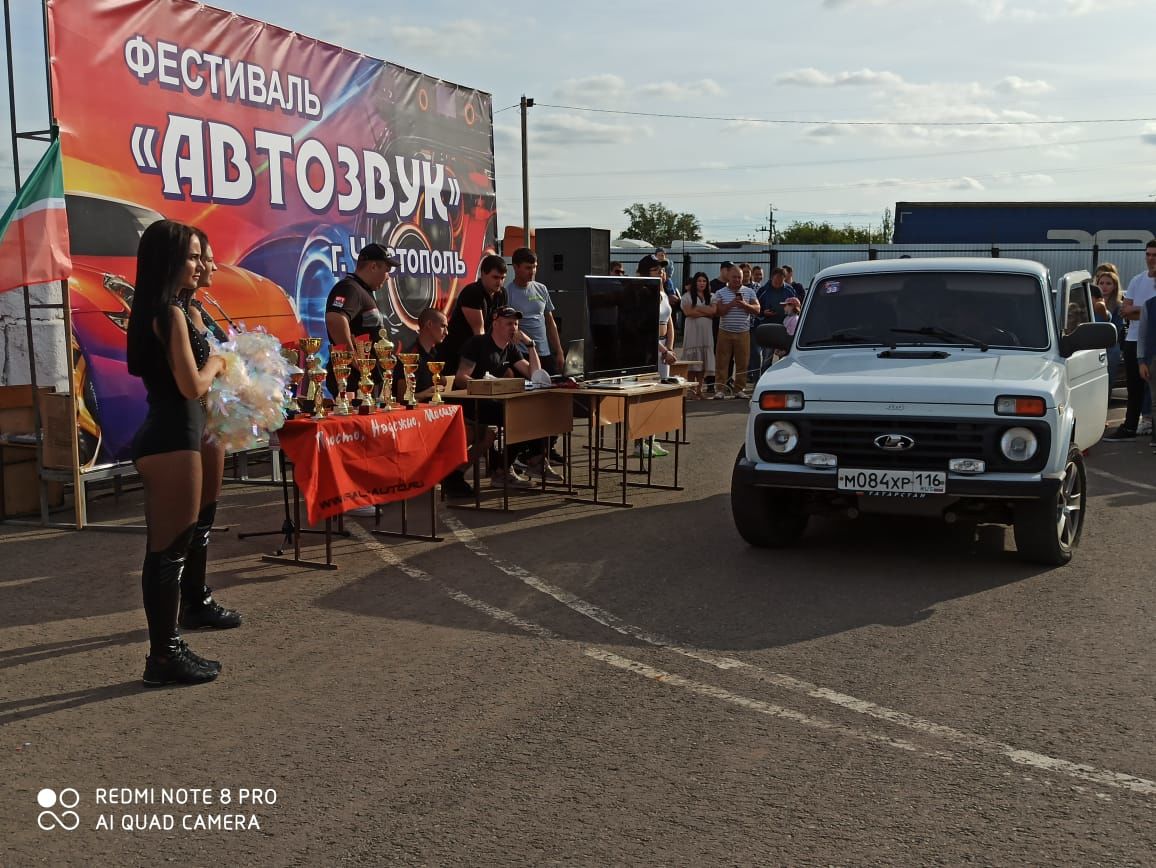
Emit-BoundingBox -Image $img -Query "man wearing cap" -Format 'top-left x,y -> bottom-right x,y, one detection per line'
324,242 -> 399,402
456,306 -> 552,487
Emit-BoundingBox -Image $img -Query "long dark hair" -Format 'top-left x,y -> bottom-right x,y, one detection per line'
687,271 -> 711,306
126,220 -> 196,376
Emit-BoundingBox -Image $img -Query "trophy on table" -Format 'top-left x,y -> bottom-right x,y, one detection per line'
355,359 -> 377,413
297,337 -> 323,405
372,329 -> 396,412
398,352 -> 420,408
281,346 -> 305,415
330,349 -> 354,416
426,360 -> 445,405
309,362 -> 328,419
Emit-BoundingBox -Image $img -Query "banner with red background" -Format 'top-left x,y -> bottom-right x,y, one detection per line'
47,0 -> 497,467
277,405 -> 467,524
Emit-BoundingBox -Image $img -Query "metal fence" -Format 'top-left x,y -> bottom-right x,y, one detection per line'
611,244 -> 1149,291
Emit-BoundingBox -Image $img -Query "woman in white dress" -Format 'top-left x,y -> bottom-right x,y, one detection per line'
679,272 -> 716,398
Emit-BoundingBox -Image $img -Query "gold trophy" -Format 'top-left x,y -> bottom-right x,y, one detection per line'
330,349 -> 354,416
281,346 -> 304,415
309,364 -> 328,419
297,337 -> 323,403
356,359 -> 376,413
399,352 -> 420,408
373,328 -> 396,412
426,360 -> 445,405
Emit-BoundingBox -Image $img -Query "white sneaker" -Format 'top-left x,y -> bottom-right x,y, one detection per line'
1139,417 -> 1153,435
634,441 -> 651,458
490,468 -> 533,488
346,505 -> 378,517
712,390 -> 725,400
525,459 -> 565,482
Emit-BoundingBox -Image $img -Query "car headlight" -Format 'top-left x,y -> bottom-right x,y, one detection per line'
1000,426 -> 1038,462
764,420 -> 799,454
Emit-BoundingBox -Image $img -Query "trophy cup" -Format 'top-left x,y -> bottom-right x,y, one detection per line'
373,329 -> 396,413
297,337 -> 323,403
426,360 -> 445,405
330,349 -> 354,416
399,352 -> 420,408
309,363 -> 328,419
356,359 -> 376,414
281,346 -> 304,415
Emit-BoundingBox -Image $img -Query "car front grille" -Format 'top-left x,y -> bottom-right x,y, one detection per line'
754,414 -> 1050,472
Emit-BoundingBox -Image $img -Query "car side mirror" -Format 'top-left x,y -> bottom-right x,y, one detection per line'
1059,321 -> 1117,358
755,323 -> 792,351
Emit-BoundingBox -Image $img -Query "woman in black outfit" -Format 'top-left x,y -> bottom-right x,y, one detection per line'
127,220 -> 227,686
177,228 -> 242,631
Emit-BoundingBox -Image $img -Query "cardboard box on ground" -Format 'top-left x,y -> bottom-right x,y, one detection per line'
0,385 -> 67,517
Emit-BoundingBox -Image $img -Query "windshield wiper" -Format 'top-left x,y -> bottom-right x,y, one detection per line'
890,326 -> 988,351
803,329 -> 882,346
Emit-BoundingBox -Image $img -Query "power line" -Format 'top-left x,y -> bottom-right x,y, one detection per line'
533,101 -> 1156,128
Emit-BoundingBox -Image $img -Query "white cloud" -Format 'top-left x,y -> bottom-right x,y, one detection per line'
533,208 -> 577,222
556,75 -> 723,103
995,75 -> 1053,95
532,114 -> 650,146
777,67 -> 906,88
1142,124 -> 1156,146
319,16 -> 500,58
969,0 -> 1136,21
554,74 -> 628,102
805,124 -> 848,142
638,79 -> 724,100
722,117 -> 767,133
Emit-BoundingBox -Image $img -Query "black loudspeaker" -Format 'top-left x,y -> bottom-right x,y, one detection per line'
536,227 -> 611,344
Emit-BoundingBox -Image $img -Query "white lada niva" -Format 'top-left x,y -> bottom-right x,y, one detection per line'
732,258 -> 1117,565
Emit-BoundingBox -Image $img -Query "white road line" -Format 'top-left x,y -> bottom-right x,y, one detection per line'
349,526 -> 959,766
1087,466 -> 1156,494
441,513 -> 1156,798
586,649 -> 955,759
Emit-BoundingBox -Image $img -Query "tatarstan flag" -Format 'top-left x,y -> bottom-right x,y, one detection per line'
0,139 -> 71,294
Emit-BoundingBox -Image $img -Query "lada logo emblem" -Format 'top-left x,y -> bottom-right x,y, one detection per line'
874,433 -> 915,451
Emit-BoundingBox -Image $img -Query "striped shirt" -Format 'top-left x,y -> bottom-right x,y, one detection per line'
714,285 -> 757,333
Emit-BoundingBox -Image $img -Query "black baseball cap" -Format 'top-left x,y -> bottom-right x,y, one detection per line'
494,305 -> 523,320
721,260 -> 736,270
357,242 -> 402,267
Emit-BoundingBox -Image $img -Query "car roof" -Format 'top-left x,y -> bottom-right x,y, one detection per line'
813,257 -> 1049,282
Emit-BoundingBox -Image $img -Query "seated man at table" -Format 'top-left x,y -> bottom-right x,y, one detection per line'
456,305 -> 559,487
395,308 -> 481,499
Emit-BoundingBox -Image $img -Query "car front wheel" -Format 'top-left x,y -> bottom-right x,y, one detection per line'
1012,446 -> 1085,566
730,449 -> 809,548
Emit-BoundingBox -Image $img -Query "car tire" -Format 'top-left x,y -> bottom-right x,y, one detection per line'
730,448 -> 809,548
1012,445 -> 1085,566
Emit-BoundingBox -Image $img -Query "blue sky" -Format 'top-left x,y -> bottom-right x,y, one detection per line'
3,0 -> 1155,241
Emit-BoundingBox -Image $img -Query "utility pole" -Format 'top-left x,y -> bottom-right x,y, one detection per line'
756,203 -> 776,270
520,95 -> 534,247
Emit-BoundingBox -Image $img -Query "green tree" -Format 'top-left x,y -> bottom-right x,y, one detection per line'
777,208 -> 893,244
620,202 -> 703,247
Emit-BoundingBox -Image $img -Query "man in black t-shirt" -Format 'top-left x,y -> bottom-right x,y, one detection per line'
456,306 -> 551,487
324,242 -> 400,400
394,307 -> 451,403
444,254 -> 508,375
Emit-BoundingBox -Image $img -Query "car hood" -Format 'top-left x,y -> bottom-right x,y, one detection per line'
763,350 -> 1061,405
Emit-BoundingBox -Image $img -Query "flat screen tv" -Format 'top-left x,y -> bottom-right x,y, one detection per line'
583,275 -> 660,381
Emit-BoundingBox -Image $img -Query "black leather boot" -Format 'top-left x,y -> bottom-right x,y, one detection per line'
141,526 -> 218,687
179,502 -> 243,630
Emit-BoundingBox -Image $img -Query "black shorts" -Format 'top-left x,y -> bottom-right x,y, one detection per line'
131,399 -> 205,460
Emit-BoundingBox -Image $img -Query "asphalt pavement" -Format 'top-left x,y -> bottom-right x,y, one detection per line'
1,396 -> 1153,865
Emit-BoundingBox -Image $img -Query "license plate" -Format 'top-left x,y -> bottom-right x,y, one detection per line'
837,468 -> 946,495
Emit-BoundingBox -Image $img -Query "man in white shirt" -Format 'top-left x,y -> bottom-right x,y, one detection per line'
1105,240 -> 1156,440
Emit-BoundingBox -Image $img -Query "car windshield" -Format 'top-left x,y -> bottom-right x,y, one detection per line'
66,195 -> 160,256
796,271 -> 1050,350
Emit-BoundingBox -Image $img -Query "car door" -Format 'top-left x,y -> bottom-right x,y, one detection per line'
1057,270 -> 1109,446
